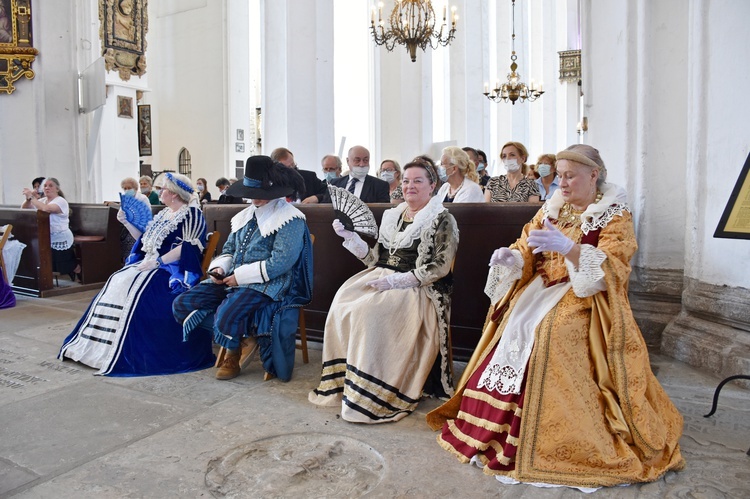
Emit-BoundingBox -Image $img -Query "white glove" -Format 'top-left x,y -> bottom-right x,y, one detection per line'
137,258 -> 160,271
332,219 -> 354,240
527,218 -> 575,255
116,209 -> 128,224
366,272 -> 420,291
489,247 -> 515,267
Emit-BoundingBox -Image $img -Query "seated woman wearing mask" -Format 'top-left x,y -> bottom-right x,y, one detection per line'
196,177 -> 212,205
484,141 -> 540,203
378,159 -> 404,205
309,158 -> 458,423
437,146 -> 485,203
534,154 -> 560,201
476,149 -> 490,188
60,173 -> 213,376
139,176 -> 160,205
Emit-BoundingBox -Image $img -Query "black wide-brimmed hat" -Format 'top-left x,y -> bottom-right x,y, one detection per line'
225,155 -> 303,200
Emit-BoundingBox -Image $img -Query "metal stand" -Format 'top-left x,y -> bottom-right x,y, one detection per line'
704,374 -> 750,456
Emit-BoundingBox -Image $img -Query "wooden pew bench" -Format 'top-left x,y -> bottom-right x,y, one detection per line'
0,207 -> 53,295
68,204 -> 122,284
204,202 -> 541,360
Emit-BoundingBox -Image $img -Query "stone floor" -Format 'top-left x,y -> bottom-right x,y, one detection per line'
1,290 -> 749,498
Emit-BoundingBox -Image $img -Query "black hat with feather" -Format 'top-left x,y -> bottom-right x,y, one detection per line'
225,155 -> 305,200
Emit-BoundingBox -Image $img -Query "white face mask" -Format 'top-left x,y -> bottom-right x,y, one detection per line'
504,159 -> 521,173
324,171 -> 338,182
537,164 -> 552,178
196,184 -> 204,192
380,171 -> 396,183
437,166 -> 448,182
350,166 -> 370,180
141,187 -> 151,194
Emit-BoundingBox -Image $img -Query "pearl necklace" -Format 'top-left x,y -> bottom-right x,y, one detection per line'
558,191 -> 603,225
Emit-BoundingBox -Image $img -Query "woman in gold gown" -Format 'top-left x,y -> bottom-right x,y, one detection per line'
428,144 -> 684,491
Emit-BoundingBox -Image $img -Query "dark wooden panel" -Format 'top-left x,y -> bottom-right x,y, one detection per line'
203,202 -> 541,360
69,204 -> 123,284
0,207 -> 53,295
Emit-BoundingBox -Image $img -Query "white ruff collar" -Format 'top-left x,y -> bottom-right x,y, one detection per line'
543,183 -> 629,234
379,194 -> 446,250
230,198 -> 305,237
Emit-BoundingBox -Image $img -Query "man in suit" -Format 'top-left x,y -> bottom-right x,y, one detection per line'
271,147 -> 327,204
322,145 -> 390,203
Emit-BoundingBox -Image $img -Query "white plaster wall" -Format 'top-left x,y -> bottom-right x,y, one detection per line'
148,0 -> 225,183
0,1 -> 80,204
684,0 -> 750,288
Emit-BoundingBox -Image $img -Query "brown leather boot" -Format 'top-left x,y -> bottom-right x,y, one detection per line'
215,350 -> 241,380
239,337 -> 259,370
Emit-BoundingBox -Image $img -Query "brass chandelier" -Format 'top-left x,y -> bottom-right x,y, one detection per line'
484,0 -> 544,104
370,1 -> 458,63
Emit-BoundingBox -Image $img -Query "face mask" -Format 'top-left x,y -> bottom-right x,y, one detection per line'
504,159 -> 521,173
37,188 -> 44,195
196,184 -> 204,192
324,171 -> 338,182
123,189 -> 136,197
380,171 -> 395,183
350,166 -> 370,180
476,162 -> 485,172
537,164 -> 552,178
140,187 -> 151,194
437,166 -> 448,182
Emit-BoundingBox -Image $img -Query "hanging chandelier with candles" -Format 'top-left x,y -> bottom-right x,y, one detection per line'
370,1 -> 458,63
484,0 -> 544,104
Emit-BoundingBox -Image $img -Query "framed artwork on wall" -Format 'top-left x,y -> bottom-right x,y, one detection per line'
237,129 -> 244,141
235,142 -> 245,153
0,0 -> 38,95
117,96 -> 133,118
714,151 -> 750,240
137,104 -> 152,156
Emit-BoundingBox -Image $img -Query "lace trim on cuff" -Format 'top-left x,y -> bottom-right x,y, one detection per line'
342,234 -> 369,259
566,244 -> 607,297
484,249 -> 523,304
387,271 -> 420,289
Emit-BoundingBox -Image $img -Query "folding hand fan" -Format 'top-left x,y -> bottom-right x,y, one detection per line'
327,184 -> 378,238
119,193 -> 153,233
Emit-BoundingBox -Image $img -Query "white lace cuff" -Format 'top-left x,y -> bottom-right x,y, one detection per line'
387,272 -> 420,289
565,244 -> 607,297
342,233 -> 369,259
484,249 -> 524,304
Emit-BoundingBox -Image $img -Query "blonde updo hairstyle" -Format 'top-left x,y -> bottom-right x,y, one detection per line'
161,172 -> 198,204
442,146 -> 480,183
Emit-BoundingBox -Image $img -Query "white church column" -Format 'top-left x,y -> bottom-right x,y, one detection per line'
662,0 -> 750,379
262,0 -> 334,174
584,0 -> 688,347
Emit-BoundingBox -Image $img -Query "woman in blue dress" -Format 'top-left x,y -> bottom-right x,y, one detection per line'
59,173 -> 214,376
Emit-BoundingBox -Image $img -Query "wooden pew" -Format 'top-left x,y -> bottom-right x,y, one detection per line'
0,207 -> 53,295
204,202 -> 541,360
68,204 -> 123,284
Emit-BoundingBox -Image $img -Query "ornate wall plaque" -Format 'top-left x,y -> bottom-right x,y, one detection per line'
137,104 -> 152,156
558,49 -> 581,83
0,0 -> 38,94
99,0 -> 148,81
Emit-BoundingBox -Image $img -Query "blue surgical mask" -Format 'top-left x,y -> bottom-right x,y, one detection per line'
123,189 -> 136,197
537,164 -> 552,178
437,166 -> 448,182
476,162 -> 485,172
324,171 -> 338,182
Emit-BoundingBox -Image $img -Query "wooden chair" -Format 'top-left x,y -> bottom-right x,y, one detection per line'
201,231 -> 222,278
0,224 -> 12,284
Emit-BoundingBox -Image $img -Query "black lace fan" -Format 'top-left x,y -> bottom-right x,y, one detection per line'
328,184 -> 378,238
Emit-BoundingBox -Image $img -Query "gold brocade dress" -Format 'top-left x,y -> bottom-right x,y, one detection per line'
427,193 -> 684,489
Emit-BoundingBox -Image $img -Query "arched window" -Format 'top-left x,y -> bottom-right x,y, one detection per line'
178,148 -> 192,178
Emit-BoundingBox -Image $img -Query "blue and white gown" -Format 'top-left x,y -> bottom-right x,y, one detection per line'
59,205 -> 215,376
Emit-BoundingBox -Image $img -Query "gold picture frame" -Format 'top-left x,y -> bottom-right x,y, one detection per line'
99,0 -> 148,81
117,95 -> 133,118
714,152 -> 750,240
0,0 -> 38,95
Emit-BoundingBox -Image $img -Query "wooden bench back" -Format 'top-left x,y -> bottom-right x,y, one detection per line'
0,207 -> 53,294
204,202 -> 541,359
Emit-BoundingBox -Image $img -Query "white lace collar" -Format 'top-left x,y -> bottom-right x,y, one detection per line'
543,183 -> 629,234
230,198 -> 305,237
379,194 -> 446,250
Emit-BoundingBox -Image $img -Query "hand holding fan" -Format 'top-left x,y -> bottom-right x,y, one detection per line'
119,193 -> 153,233
327,184 -> 378,238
